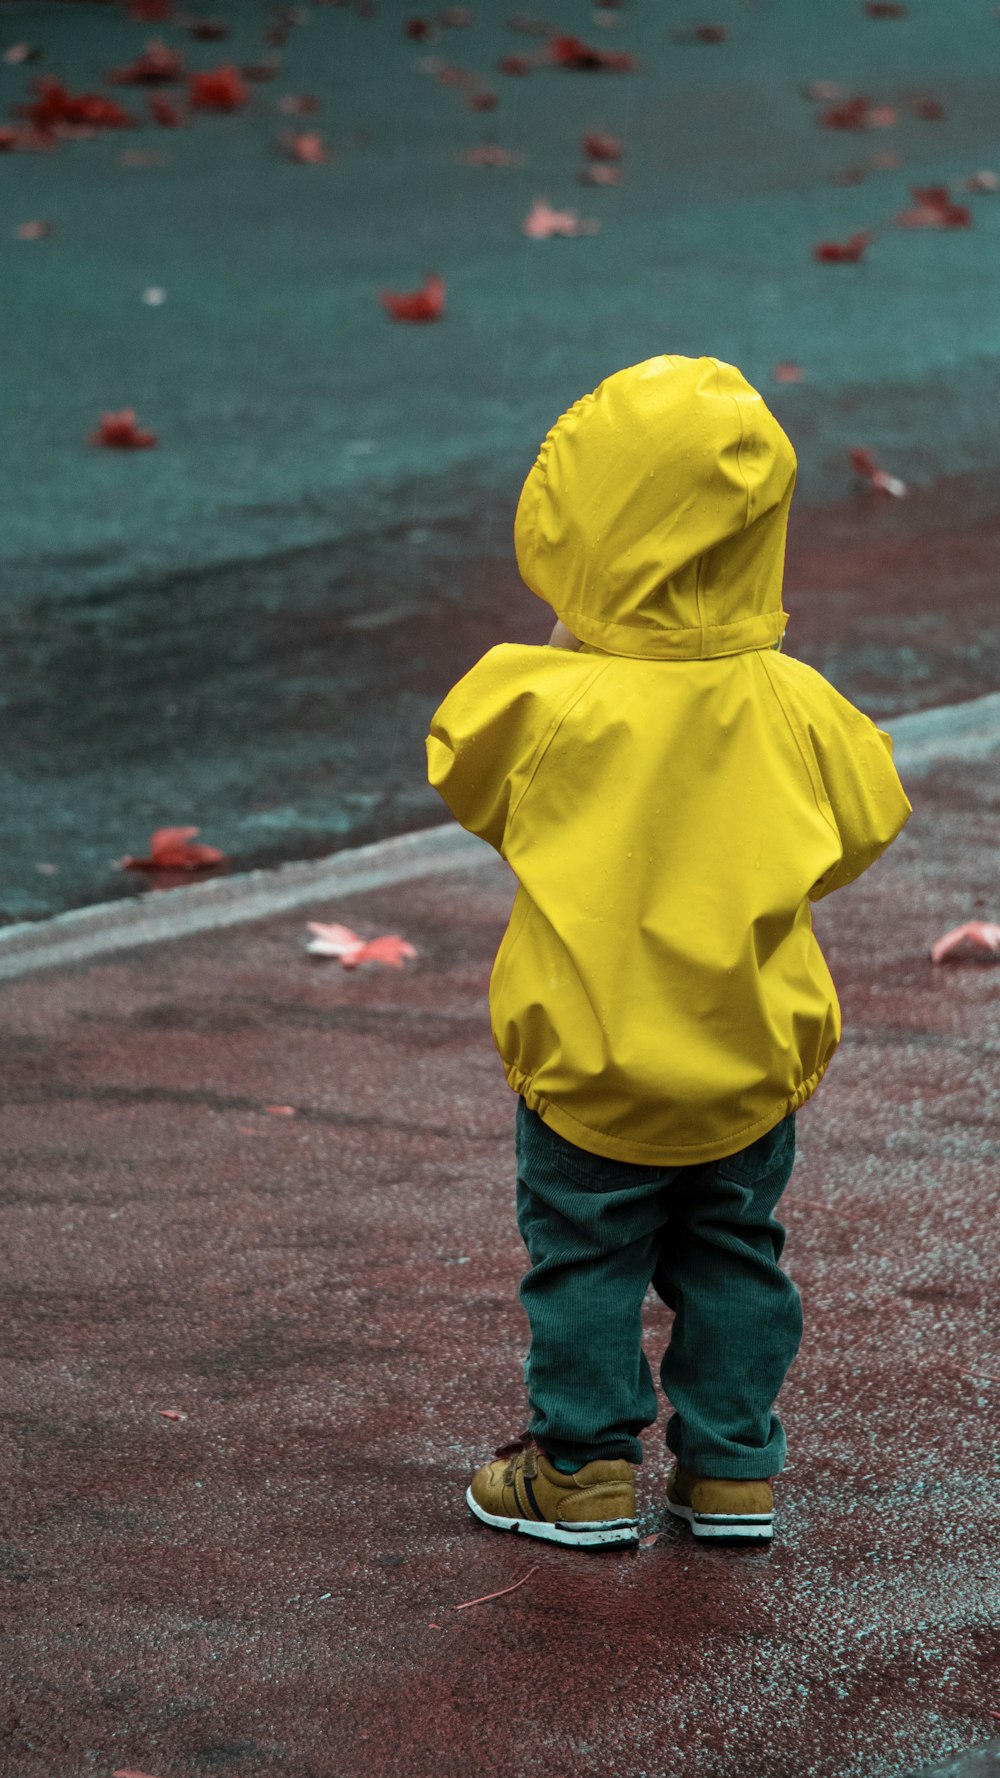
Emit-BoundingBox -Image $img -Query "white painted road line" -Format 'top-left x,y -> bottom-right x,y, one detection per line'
0,691 -> 996,982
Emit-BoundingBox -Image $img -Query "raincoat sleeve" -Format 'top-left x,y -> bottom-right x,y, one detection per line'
425,646 -> 588,858
804,694 -> 913,902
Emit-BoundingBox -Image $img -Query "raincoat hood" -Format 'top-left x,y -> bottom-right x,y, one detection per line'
514,354 -> 797,660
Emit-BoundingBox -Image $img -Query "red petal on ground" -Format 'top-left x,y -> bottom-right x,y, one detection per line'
113,1770 -> 166,1778
498,54 -> 533,73
910,96 -> 945,119
583,130 -> 622,159
148,93 -> 184,125
24,78 -> 139,129
15,220 -> 54,238
122,827 -> 225,870
461,144 -> 526,165
279,130 -> 331,162
405,16 -> 436,37
694,25 -> 727,42
277,92 -> 321,112
188,65 -> 249,110
355,936 -> 418,967
930,921 -> 1000,963
812,229 -> 872,261
578,163 -> 620,184
89,409 -> 158,448
819,95 -> 870,128
158,1409 -> 185,1422
548,33 -> 637,70
801,81 -> 844,101
186,18 -> 230,38
0,123 -> 58,152
849,447 -> 879,477
867,104 -> 896,127
380,274 -> 446,320
468,89 -> 498,108
264,1105 -> 298,1116
897,186 -> 971,227
242,62 -> 281,82
3,43 -> 42,65
870,150 -> 900,169
865,2 -> 907,15
773,362 -> 803,382
106,39 -> 184,83
126,0 -> 174,16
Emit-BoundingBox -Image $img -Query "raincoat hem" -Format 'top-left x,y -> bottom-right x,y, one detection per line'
501,1059 -> 831,1167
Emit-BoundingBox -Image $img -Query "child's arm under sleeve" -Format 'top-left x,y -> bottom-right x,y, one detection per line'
425,645 -> 590,858
807,702 -> 913,902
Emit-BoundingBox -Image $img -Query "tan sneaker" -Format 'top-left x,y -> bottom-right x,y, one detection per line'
467,1437 -> 638,1549
665,1462 -> 774,1542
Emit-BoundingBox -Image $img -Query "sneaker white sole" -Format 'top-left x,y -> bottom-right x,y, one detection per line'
665,1497 -> 773,1541
466,1487 -> 638,1548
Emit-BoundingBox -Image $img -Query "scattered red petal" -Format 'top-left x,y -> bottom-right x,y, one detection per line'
148,92 -> 184,125
578,163 -> 620,184
548,33 -> 637,71
812,229 -> 873,262
524,196 -> 599,236
910,95 -> 944,120
964,169 -> 999,192
3,42 -> 42,65
867,103 -> 897,127
106,39 -> 184,83
930,921 -> 1000,963
694,24 -> 727,42
188,65 -> 249,110
0,123 -> 58,152
639,1533 -> 660,1547
865,2 -> 906,14
498,54 -> 533,73
122,827 -> 226,870
126,0 -> 174,17
849,447 -> 907,496
113,1770 -> 165,1778
896,185 -> 971,228
468,88 -> 498,108
435,63 -> 479,85
583,130 -> 622,159
277,91 -> 321,113
242,62 -> 281,82
279,129 -> 331,162
186,17 -> 229,38
306,922 -> 418,968
23,77 -> 139,130
405,16 -> 436,37
90,408 -> 158,447
461,143 -> 527,165
773,362 -> 803,382
264,1104 -> 298,1115
381,273 -> 446,320
819,95 -> 870,129
159,1408 -> 186,1421
16,219 -> 54,238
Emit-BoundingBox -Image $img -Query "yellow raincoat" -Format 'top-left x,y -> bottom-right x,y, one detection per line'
426,356 -> 912,1165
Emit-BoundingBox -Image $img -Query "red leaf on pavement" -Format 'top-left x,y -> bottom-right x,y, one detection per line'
819,95 -> 870,129
277,92 -> 321,113
896,185 -> 970,227
113,1770 -> 166,1778
16,220 -> 54,238
578,163 -> 620,184
523,196 -> 599,236
865,2 -> 906,15
0,124 -> 58,152
158,1408 -> 186,1422
381,273 -> 446,320
867,103 -> 896,127
279,129 -> 331,162
910,95 -> 944,119
468,89 -> 498,109
498,54 -> 533,73
405,16 -> 436,37
90,408 -> 158,448
126,0 -> 174,16
186,18 -> 230,39
122,827 -> 226,870
306,922 -> 418,969
107,39 -> 184,83
583,130 -> 622,159
548,33 -> 637,70
148,93 -> 184,125
24,77 -> 138,129
264,1104 -> 298,1115
773,362 -> 803,382
188,65 -> 249,110
849,447 -> 907,496
813,229 -> 873,262
461,143 -> 527,165
930,921 -> 1000,964
694,24 -> 727,42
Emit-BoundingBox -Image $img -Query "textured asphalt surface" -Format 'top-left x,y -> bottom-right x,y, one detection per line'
2,745 -> 998,1778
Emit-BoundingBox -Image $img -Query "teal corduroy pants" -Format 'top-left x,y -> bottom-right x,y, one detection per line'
515,1098 -> 803,1479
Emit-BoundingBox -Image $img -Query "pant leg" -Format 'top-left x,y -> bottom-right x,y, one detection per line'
652,1114 -> 802,1480
515,1097 -> 678,1467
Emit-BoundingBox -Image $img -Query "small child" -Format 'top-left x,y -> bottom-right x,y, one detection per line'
425,355 -> 911,1548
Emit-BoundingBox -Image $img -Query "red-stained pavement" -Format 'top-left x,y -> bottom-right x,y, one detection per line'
2,754 -> 998,1778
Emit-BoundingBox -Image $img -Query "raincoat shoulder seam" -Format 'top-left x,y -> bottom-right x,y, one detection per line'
758,656 -> 840,846
506,660 -> 614,840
